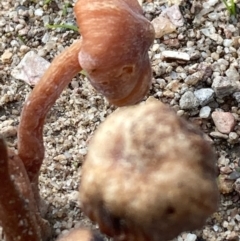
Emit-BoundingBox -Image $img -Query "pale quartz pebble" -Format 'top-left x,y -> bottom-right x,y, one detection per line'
11,51 -> 50,86
162,50 -> 190,61
223,39 -> 233,47
213,225 -> 219,232
210,131 -> 228,139
151,16 -> 176,38
211,111 -> 236,134
208,12 -> 219,21
1,49 -> 13,64
34,8 -> 44,16
185,233 -> 197,241
199,106 -> 211,118
161,4 -> 184,27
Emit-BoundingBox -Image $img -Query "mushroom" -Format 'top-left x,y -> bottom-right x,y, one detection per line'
18,0 -> 154,194
80,98 -> 219,241
1,0 -> 154,240
74,0 -> 155,106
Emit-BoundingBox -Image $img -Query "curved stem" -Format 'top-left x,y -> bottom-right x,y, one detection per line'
18,40 -> 82,182
0,138 -> 41,241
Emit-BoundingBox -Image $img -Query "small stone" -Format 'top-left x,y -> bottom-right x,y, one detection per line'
184,72 -> 203,85
228,132 -> 239,144
228,171 -> 240,181
199,106 -> 211,118
209,33 -> 223,44
233,92 -> 240,103
162,4 -> 184,27
11,51 -> 50,86
151,16 -> 176,38
67,191 -> 79,203
34,8 -> 44,16
163,38 -> 180,47
197,63 -> 213,81
0,126 -> 17,138
162,51 -> 190,61
203,0 -> 218,8
185,233 -> 197,241
194,88 -> 214,106
209,131 -> 228,139
79,148 -> 87,155
213,225 -> 219,232
208,12 -> 219,21
166,80 -> 181,92
211,52 -> 219,61
218,156 -> 230,166
42,32 -> 50,44
226,66 -> 240,82
218,174 -> 234,194
212,76 -> 238,98
223,39 -> 233,47
179,91 -> 200,110
220,166 -> 232,175
233,178 -> 240,195
1,49 -> 13,64
232,36 -> 240,48
54,154 -> 66,161
211,111 -> 236,134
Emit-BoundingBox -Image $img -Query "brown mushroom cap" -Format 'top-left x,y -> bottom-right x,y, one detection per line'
74,0 -> 155,106
80,99 -> 219,241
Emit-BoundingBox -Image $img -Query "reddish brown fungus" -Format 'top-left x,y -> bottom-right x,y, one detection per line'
75,0 -> 155,106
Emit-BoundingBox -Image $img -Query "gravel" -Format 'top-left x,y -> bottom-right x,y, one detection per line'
1,0 -> 240,241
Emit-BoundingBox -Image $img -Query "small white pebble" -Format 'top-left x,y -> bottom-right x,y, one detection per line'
213,224 -> 219,232
185,233 -> 197,241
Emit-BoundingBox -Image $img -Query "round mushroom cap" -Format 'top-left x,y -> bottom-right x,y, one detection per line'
80,99 -> 219,241
74,0 -> 155,106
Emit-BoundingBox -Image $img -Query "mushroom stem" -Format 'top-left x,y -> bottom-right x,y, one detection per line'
18,40 -> 82,184
0,138 -> 42,241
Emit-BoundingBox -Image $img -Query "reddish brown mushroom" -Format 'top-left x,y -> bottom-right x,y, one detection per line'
0,0 -> 154,240
18,0 -> 154,191
74,0 -> 155,106
80,98 -> 219,241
